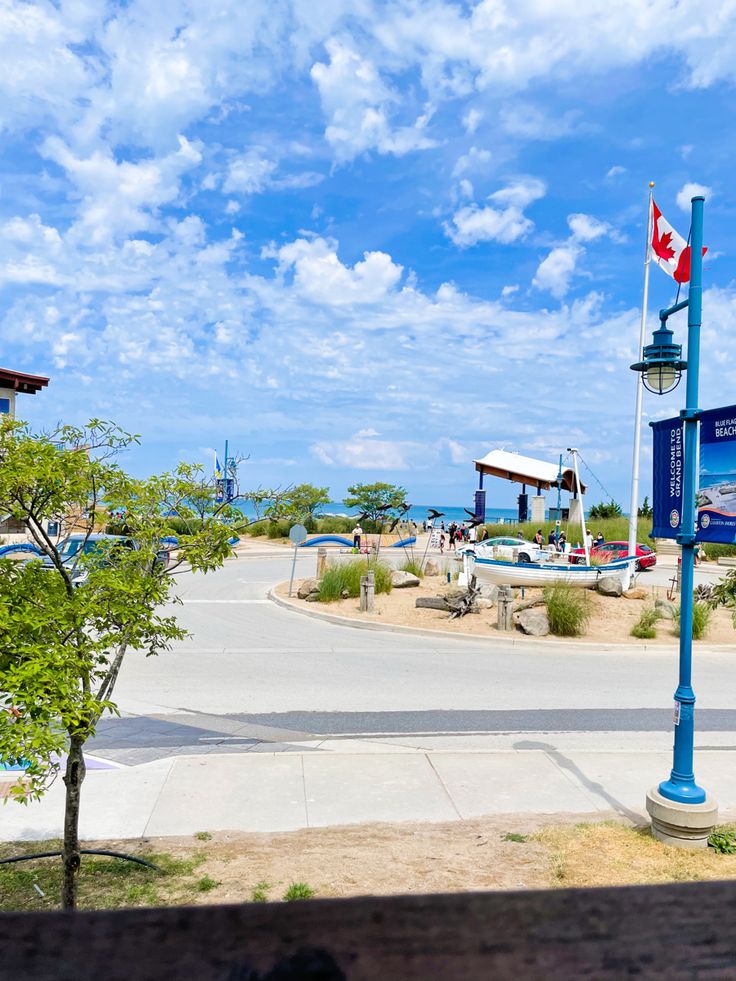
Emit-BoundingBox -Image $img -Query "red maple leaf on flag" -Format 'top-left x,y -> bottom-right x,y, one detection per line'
653,228 -> 675,261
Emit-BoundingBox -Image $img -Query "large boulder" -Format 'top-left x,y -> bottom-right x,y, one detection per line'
655,598 -> 677,619
473,597 -> 495,612
297,578 -> 320,600
518,609 -> 550,636
478,583 -> 499,603
392,570 -> 421,588
597,576 -> 623,597
424,560 -> 440,576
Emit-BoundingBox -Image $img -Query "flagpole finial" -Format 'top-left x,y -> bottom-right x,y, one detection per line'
649,181 -> 655,188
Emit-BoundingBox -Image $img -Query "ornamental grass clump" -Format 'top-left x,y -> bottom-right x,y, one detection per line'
543,583 -> 592,637
318,559 -> 392,602
398,558 -> 424,579
631,605 -> 661,639
673,600 -> 713,640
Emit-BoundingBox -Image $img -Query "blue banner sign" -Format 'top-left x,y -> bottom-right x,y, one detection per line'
697,403 -> 736,544
651,416 -> 684,540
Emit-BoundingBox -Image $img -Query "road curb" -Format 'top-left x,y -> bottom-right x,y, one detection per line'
267,586 -> 731,654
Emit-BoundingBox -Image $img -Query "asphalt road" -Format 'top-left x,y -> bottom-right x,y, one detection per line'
92,546 -> 736,764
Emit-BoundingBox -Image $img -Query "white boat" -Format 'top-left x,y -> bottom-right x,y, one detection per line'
464,551 -> 631,588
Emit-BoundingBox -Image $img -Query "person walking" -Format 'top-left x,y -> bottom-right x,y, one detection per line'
547,528 -> 556,546
352,523 -> 363,549
448,521 -> 458,551
585,529 -> 594,551
534,529 -> 544,546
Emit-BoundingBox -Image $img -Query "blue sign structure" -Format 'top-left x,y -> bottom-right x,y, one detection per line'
697,403 -> 736,544
651,416 -> 684,539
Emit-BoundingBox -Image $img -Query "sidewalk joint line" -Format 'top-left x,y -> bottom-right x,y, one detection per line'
301,755 -> 310,828
425,754 -> 463,820
141,758 -> 176,838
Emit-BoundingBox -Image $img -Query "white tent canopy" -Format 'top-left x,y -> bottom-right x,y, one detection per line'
473,449 -> 585,495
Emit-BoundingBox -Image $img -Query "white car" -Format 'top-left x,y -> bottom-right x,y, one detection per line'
459,535 -> 549,564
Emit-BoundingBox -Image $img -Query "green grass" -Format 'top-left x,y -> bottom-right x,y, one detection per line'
543,583 -> 592,637
482,517 -> 654,549
502,832 -> 528,843
673,600 -> 713,640
0,840 -> 207,911
630,605 -> 661,639
709,828 -> 736,854
317,558 -> 393,602
251,880 -> 271,903
283,881 -> 315,901
398,558 -> 424,579
195,874 -> 220,892
194,831 -> 212,842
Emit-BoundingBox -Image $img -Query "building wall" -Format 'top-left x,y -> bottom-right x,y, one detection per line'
0,387 -> 16,417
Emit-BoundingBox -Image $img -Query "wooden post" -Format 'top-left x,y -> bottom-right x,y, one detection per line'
360,571 -> 375,612
497,585 -> 514,631
316,547 -> 327,578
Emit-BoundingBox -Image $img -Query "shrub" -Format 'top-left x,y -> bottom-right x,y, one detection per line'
398,559 -> 424,579
318,559 -> 392,602
673,600 -> 713,640
543,583 -> 592,637
631,605 -> 661,639
283,881 -> 315,901
316,515 -> 354,534
266,518 -> 291,539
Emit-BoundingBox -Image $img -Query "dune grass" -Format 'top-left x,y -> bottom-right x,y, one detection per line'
543,583 -> 592,636
630,605 -> 661,639
317,559 -> 393,602
673,600 -> 713,640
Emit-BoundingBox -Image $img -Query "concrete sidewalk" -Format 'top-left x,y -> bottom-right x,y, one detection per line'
3,746 -> 736,841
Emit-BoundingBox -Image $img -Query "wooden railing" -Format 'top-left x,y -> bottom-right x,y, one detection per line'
2,879 -> 736,978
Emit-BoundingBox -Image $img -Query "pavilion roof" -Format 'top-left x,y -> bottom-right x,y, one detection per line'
473,449 -> 586,495
0,368 -> 49,395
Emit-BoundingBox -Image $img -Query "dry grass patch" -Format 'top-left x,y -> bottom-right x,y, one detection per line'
536,822 -> 736,888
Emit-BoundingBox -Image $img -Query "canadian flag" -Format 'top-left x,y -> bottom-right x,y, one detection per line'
650,199 -> 706,283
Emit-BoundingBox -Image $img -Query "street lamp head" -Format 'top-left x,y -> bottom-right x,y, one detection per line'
630,321 -> 687,395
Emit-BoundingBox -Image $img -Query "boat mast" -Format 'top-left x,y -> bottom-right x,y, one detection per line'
569,448 -> 590,564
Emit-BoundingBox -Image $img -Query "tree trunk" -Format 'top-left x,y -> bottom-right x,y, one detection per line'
62,733 -> 86,910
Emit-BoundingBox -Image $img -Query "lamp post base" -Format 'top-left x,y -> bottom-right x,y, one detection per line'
646,787 -> 718,849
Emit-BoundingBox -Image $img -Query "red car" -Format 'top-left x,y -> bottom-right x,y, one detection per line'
570,541 -> 657,571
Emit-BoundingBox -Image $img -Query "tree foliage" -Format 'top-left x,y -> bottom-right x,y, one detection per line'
638,496 -> 653,518
0,418 -> 234,908
269,483 -> 330,523
588,500 -> 623,520
343,482 -> 407,524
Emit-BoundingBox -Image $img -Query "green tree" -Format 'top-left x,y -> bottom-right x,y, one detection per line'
588,500 -> 623,520
343,482 -> 407,526
0,419 -> 234,910
270,483 -> 330,525
638,496 -> 653,518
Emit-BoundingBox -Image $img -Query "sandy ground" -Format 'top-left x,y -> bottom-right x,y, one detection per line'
278,576 -> 736,646
96,815 -> 565,903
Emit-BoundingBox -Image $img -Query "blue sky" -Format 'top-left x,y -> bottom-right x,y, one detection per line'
2,1 -> 736,510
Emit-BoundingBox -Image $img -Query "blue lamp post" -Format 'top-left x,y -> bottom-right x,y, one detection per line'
631,196 -> 717,838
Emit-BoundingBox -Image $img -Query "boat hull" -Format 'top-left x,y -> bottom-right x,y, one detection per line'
467,554 -> 630,588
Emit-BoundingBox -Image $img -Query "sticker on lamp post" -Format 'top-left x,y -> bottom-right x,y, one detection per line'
674,701 -> 681,726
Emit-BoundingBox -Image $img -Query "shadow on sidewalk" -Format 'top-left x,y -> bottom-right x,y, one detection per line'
513,739 -> 645,824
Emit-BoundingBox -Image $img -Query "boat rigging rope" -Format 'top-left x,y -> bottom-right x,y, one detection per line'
575,451 -> 618,505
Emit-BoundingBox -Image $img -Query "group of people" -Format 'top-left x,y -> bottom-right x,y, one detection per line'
531,528 -> 605,553
436,521 -> 476,554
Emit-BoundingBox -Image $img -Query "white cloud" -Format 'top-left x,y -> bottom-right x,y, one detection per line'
606,165 -> 627,178
462,108 -> 482,134
452,146 -> 491,177
567,213 -> 610,242
311,430 -> 414,470
275,237 -> 404,305
445,177 -> 545,247
500,104 -> 581,140
42,134 -> 203,243
532,244 -> 582,299
223,149 -> 277,194
310,38 -> 436,161
676,182 -> 712,212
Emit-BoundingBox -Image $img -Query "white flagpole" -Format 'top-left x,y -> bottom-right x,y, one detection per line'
625,181 -> 655,589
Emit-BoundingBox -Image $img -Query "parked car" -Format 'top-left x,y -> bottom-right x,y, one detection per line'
460,535 -> 548,564
569,541 -> 656,571
38,533 -> 170,585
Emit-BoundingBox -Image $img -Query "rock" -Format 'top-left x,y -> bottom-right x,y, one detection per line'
517,609 -> 550,636
478,583 -> 499,603
597,576 -> 623,597
297,578 -> 320,599
473,597 -> 495,611
391,570 -> 421,588
623,587 -> 648,600
416,596 -> 450,610
655,598 -> 677,619
340,587 -> 350,599
305,592 -> 321,602
443,585 -> 466,601
424,560 -> 440,576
